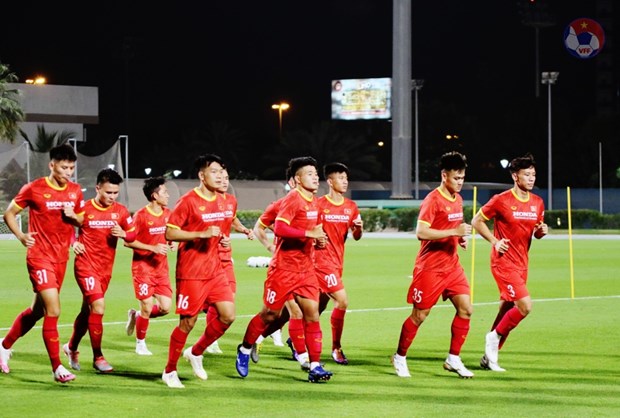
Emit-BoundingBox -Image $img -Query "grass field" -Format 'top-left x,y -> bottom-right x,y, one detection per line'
1,234 -> 620,417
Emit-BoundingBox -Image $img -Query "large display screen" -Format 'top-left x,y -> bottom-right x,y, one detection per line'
331,77 -> 391,120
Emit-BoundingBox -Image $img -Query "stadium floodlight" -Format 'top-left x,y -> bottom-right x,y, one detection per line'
412,79 -> 424,199
541,71 -> 559,210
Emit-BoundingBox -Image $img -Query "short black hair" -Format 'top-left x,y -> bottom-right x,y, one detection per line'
194,154 -> 225,176
509,153 -> 536,173
49,144 -> 77,162
439,151 -> 467,171
288,156 -> 317,178
143,176 -> 166,201
96,168 -> 124,185
323,162 -> 349,179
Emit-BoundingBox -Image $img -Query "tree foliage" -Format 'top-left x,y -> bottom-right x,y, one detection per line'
0,62 -> 25,143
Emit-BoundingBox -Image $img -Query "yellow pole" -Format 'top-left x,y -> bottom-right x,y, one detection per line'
470,186 -> 477,303
567,187 -> 575,299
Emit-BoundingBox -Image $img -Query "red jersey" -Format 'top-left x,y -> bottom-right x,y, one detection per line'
75,198 -> 134,278
415,187 -> 464,271
315,195 -> 361,270
12,177 -> 84,263
258,199 -> 281,229
131,205 -> 171,279
478,189 -> 545,270
218,192 -> 238,262
271,189 -> 319,273
167,188 -> 226,280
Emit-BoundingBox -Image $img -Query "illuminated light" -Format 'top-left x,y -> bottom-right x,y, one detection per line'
144,168 -> 152,176
173,170 -> 182,177
377,141 -> 384,147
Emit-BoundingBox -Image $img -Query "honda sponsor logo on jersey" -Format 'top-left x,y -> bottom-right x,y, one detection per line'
88,219 -> 117,228
201,212 -> 226,222
149,225 -> 167,235
324,213 -> 350,223
45,200 -> 76,210
447,212 -> 463,222
512,210 -> 538,220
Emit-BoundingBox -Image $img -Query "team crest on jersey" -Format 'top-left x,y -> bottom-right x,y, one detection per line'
88,214 -> 95,219
511,206 -> 517,210
148,221 -> 154,226
445,206 -> 451,212
227,203 -> 234,211
111,213 -> 119,220
69,193 -> 77,199
323,209 -> 330,214
199,206 -> 206,211
531,206 -> 536,212
344,208 -> 352,214
44,193 -> 52,199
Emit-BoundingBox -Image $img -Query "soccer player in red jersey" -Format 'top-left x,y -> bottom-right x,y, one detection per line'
63,168 -> 136,374
315,162 -> 363,365
205,168 -> 254,355
161,154 -> 235,389
124,177 -> 174,356
472,153 -> 547,372
235,156 -> 333,383
391,151 -> 475,379
0,144 -> 83,383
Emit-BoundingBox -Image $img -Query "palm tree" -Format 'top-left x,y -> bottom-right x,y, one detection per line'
21,124 -> 75,151
21,125 -> 76,179
0,62 -> 25,143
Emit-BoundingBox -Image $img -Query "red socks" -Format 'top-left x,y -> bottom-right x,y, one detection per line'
288,318 -> 306,354
165,327 -> 188,373
42,316 -> 61,370
397,317 -> 419,357
449,315 -> 470,356
330,308 -> 346,350
304,321 -> 322,363
3,307 -> 39,348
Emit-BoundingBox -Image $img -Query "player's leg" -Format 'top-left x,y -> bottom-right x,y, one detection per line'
328,289 -> 349,365
443,293 -> 474,378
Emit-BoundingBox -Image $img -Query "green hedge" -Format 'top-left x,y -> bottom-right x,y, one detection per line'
234,208 -> 620,233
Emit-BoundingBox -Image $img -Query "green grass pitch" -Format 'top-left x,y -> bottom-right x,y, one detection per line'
1,234 -> 619,417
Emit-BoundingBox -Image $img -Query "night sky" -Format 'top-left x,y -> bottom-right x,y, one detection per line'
2,1 -> 617,185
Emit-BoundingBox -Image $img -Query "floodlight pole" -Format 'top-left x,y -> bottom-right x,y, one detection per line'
118,135 -> 129,181
412,79 -> 424,200
391,0 -> 413,199
541,72 -> 558,210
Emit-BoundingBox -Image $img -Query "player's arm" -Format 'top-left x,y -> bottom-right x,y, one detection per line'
416,220 -> 471,241
124,239 -> 169,255
165,224 -> 221,242
3,202 -> 34,247
351,214 -> 363,241
534,222 -> 548,239
253,219 -> 275,254
232,217 -> 254,239
472,210 -> 510,253
274,219 -> 326,240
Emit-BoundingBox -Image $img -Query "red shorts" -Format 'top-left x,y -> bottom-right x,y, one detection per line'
74,266 -> 110,304
407,265 -> 470,310
132,274 -> 173,301
263,267 -> 319,311
220,259 -> 237,293
27,258 -> 67,292
315,266 -> 344,294
491,265 -> 529,301
175,269 -> 234,317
